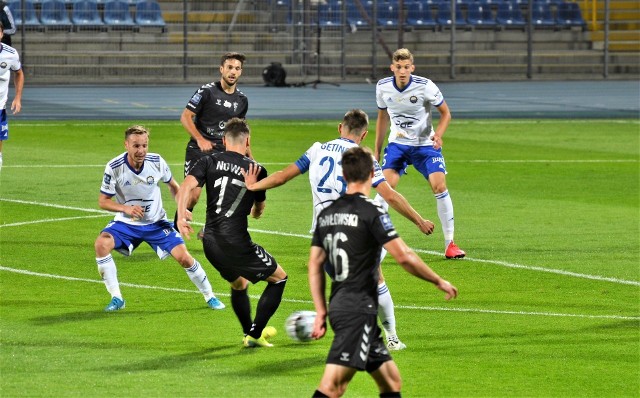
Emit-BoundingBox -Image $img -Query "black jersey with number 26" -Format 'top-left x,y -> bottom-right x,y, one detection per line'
188,151 -> 267,247
311,193 -> 399,315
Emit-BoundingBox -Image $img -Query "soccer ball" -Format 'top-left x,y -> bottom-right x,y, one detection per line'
285,310 -> 317,342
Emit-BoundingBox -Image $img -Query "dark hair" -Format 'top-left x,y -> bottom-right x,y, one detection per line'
342,109 -> 369,136
224,117 -> 250,143
221,52 -> 246,67
342,147 -> 374,183
124,125 -> 149,139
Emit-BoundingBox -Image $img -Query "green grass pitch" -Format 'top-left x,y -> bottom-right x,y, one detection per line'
0,119 -> 638,397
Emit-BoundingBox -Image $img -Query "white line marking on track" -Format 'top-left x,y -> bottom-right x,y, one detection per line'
1,265 -> 637,320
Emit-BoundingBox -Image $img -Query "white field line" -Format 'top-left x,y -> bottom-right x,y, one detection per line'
2,198 -> 639,287
2,159 -> 637,169
0,265 -> 637,321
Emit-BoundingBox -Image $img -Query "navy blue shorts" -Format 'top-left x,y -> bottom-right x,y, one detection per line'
381,142 -> 447,178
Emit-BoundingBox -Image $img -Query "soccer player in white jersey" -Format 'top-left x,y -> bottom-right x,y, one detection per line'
242,109 -> 435,351
94,125 -> 225,312
0,22 -> 23,171
375,48 -> 466,260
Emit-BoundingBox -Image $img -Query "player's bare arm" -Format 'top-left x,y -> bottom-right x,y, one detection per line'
432,101 -> 452,151
175,175 -> 200,238
375,181 -> 435,235
11,68 -> 23,114
384,238 -> 458,300
251,200 -> 265,219
98,193 -> 144,219
242,162 -> 301,191
375,109 -> 390,161
180,108 -> 214,152
166,178 -> 180,200
307,246 -> 328,339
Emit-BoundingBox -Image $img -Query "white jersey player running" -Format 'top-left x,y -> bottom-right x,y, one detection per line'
374,48 -> 466,260
241,109 -> 435,351
94,125 -> 225,312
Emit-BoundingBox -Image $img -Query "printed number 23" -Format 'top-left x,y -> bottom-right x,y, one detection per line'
316,156 -> 346,195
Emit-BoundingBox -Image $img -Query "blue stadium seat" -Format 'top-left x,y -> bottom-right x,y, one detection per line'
466,2 -> 496,28
71,0 -> 105,30
406,1 -> 437,29
134,0 -> 165,31
39,0 -> 73,31
556,1 -> 586,29
495,2 -> 525,28
346,1 -> 372,29
436,1 -> 467,29
318,2 -> 342,27
7,0 -> 42,29
377,1 -> 399,28
103,0 -> 135,29
530,2 -> 556,27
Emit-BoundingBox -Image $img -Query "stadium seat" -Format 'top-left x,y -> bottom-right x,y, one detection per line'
318,2 -> 341,27
466,2 -> 497,28
377,1 -> 399,28
406,1 -> 437,29
436,1 -> 467,29
134,0 -> 166,31
39,0 -> 73,31
556,1 -> 586,29
7,0 -> 42,30
346,1 -> 372,29
495,2 -> 525,28
71,0 -> 105,31
530,2 -> 556,27
103,0 -> 135,29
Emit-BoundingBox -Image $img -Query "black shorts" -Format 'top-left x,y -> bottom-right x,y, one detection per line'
184,140 -> 224,177
202,236 -> 277,284
326,311 -> 392,372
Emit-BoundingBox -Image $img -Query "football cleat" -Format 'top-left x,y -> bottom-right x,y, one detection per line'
206,297 -> 226,310
445,241 -> 466,259
386,337 -> 407,351
261,326 -> 277,339
104,297 -> 125,312
243,335 -> 274,348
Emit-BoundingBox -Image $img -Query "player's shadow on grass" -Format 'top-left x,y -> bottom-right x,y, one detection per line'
30,308 -> 194,326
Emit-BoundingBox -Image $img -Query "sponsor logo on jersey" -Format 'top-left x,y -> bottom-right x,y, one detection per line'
103,173 -> 111,185
233,102 -> 238,111
146,176 -> 155,185
190,93 -> 202,105
379,214 -> 394,231
410,95 -> 418,103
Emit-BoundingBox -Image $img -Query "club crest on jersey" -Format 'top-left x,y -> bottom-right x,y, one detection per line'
223,100 -> 232,108
379,214 -> 394,231
146,176 -> 155,185
0,62 -> 6,70
190,93 -> 202,105
410,95 -> 418,103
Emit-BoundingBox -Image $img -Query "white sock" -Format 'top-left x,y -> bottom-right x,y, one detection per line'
185,259 -> 215,301
435,190 -> 455,249
377,282 -> 397,340
0,152 -> 3,170
96,254 -> 122,299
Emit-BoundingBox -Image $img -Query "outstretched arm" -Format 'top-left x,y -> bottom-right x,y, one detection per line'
175,175 -> 200,239
242,162 -> 302,191
384,237 -> 458,300
375,181 -> 434,235
308,246 -> 328,339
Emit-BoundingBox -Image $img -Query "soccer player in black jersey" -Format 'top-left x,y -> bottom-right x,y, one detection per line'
308,147 -> 458,398
176,118 -> 287,348
176,52 -> 249,236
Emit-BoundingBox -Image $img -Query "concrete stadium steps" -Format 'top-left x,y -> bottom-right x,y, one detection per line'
587,0 -> 640,53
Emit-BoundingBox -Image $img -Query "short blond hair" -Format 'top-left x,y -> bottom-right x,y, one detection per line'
392,48 -> 414,63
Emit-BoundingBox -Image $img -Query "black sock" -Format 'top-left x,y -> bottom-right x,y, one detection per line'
380,392 -> 401,397
231,287 -> 252,335
248,276 -> 287,338
312,390 -> 329,398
